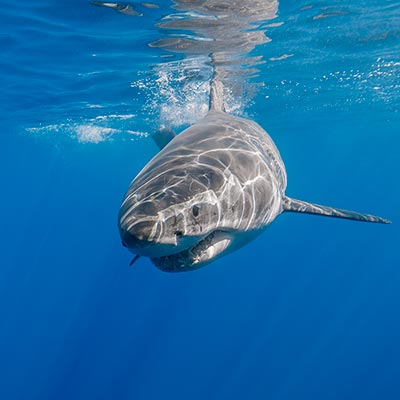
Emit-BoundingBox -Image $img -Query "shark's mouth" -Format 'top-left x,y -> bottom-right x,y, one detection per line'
151,230 -> 231,272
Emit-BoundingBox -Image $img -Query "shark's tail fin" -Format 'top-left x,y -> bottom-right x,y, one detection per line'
209,53 -> 225,113
282,196 -> 391,224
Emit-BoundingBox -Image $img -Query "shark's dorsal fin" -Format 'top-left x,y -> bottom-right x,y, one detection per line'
209,54 -> 226,113
282,196 -> 391,224
210,75 -> 225,112
152,127 -> 177,150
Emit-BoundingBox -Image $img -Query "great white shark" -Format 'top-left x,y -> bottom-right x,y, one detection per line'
118,73 -> 390,272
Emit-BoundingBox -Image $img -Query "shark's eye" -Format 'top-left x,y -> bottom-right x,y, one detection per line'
175,230 -> 183,237
192,205 -> 200,218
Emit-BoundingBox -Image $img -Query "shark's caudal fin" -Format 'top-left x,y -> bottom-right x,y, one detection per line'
209,54 -> 226,113
282,196 -> 391,224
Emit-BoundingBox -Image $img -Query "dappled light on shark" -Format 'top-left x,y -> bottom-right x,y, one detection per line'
88,0 -> 393,271
118,108 -> 390,272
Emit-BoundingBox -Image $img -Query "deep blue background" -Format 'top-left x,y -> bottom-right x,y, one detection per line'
1,1 -> 399,399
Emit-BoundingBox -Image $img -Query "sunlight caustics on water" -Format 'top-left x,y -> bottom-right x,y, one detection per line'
0,1 -> 399,400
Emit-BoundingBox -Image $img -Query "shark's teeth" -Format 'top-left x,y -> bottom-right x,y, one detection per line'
151,231 -> 232,272
151,231 -> 217,271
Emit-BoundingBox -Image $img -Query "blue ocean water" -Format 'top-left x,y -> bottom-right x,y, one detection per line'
1,1 -> 399,399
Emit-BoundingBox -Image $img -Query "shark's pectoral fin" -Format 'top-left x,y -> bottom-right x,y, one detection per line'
282,196 -> 391,224
152,127 -> 177,150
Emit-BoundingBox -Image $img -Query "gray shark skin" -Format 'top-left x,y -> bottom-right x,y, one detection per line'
118,110 -> 390,272
115,0 -> 390,272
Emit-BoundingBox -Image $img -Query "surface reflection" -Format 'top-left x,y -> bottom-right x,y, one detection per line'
150,0 -> 279,111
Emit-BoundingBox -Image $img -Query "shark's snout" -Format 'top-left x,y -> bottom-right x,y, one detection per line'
128,220 -> 158,242
119,218 -> 181,257
118,176 -> 225,265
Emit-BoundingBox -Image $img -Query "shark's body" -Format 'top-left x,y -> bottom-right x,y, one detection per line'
119,111 -> 285,271
91,0 -> 390,272
118,109 -> 390,272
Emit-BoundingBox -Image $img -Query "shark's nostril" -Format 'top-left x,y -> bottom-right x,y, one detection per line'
175,230 -> 183,238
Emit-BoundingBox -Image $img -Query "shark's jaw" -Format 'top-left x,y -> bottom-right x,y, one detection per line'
151,230 -> 232,272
